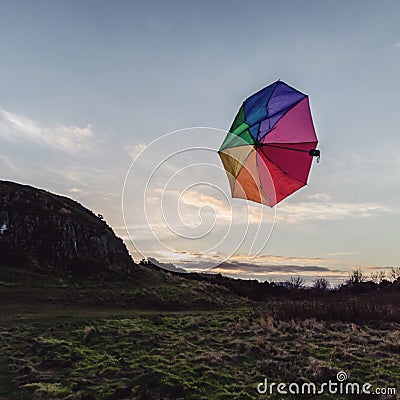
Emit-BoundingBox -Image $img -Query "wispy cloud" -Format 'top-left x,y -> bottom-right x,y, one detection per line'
180,189 -> 271,224
0,154 -> 18,171
177,189 -> 390,224
179,190 -> 232,221
304,193 -> 332,201
393,42 -> 400,49
126,143 -> 147,159
227,253 -> 338,265
327,251 -> 358,256
277,201 -> 391,223
148,249 -> 339,270
69,187 -> 82,193
210,262 -> 343,276
0,108 -> 93,152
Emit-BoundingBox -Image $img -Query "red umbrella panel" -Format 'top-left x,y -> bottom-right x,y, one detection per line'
218,80 -> 319,207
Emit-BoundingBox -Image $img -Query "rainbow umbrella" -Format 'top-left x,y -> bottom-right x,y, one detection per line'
218,80 -> 320,207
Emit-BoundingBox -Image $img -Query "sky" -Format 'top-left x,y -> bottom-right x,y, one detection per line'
0,0 -> 399,283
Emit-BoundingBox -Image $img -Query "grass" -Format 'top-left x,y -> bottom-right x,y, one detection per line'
0,265 -> 399,399
0,308 -> 399,399
0,353 -> 19,400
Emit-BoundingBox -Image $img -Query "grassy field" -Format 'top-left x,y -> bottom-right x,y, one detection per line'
1,309 -> 399,399
0,266 -> 399,399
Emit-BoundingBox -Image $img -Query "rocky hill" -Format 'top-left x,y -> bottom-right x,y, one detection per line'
0,180 -> 136,274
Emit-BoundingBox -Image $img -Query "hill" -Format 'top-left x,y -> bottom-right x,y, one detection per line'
0,180 -> 135,275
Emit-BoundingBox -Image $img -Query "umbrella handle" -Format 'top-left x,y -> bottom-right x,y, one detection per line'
309,149 -> 321,163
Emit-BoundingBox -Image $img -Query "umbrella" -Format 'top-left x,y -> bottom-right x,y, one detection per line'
218,80 -> 319,207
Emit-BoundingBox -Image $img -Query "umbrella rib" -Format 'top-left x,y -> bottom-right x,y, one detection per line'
255,151 -> 268,202
265,81 -> 280,132
234,149 -> 254,178
257,97 -> 306,138
260,143 -> 313,153
230,149 -> 256,196
241,93 -> 306,136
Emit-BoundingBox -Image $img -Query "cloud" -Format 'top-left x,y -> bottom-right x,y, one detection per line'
179,189 -> 271,224
69,187 -> 82,193
0,108 -> 93,152
227,253 -> 338,265
149,249 -> 345,277
304,193 -> 332,201
276,201 -> 391,223
179,190 -> 232,221
210,261 -> 342,276
327,251 -> 358,256
126,143 -> 147,159
174,189 -> 390,226
144,249 -> 340,270
393,42 -> 400,49
0,154 -> 17,171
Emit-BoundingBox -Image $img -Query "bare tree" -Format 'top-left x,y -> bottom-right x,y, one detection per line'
284,276 -> 306,290
369,270 -> 386,284
346,269 -> 365,285
390,267 -> 400,282
313,277 -> 330,290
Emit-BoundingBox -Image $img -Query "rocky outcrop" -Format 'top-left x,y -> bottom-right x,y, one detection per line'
0,180 -> 136,274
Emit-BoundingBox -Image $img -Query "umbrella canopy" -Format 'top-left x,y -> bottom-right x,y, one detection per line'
218,80 -> 319,207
